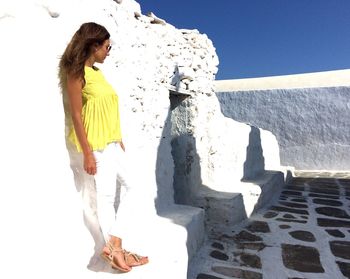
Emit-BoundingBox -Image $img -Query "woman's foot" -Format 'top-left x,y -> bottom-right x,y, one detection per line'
101,242 -> 132,272
123,250 -> 149,267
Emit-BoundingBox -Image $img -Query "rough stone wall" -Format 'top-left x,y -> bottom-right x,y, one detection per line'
217,86 -> 350,170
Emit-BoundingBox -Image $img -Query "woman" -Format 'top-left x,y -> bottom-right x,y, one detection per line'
59,22 -> 148,273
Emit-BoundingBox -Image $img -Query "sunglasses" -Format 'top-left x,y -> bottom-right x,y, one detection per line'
106,44 -> 112,52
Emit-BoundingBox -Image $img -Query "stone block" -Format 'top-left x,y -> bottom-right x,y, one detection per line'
160,204 -> 205,261
243,170 -> 285,214
194,189 -> 246,231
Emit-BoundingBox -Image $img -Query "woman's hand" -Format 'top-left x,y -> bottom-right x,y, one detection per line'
84,152 -> 97,175
120,140 -> 125,152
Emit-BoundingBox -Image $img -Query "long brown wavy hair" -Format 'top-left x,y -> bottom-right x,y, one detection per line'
58,22 -> 110,89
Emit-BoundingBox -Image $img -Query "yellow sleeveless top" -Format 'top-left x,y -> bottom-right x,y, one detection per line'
69,66 -> 122,152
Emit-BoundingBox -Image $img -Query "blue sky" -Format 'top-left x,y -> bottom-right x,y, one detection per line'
138,0 -> 350,80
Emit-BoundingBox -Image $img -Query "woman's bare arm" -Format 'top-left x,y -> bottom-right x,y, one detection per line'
66,75 -> 96,175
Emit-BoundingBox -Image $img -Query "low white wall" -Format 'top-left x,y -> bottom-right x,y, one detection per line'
216,70 -> 350,170
171,79 -> 284,225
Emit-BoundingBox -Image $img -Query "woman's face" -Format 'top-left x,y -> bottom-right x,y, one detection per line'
94,39 -> 111,63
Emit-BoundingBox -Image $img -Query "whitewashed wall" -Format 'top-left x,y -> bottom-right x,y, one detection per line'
216,71 -> 350,171
0,0 -> 208,278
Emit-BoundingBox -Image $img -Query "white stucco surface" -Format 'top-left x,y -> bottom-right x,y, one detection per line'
216,71 -> 350,170
215,69 -> 350,91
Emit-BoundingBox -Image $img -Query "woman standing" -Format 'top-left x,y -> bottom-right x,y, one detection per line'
59,22 -> 148,273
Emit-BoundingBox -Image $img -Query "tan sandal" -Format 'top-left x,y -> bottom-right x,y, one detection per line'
123,250 -> 149,267
100,242 -> 132,272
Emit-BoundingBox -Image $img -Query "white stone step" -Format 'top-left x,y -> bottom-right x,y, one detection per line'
159,204 -> 206,261
194,189 -> 246,230
242,170 -> 285,214
192,171 -> 285,236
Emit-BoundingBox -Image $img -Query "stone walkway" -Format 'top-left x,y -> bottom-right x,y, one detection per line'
188,173 -> 350,279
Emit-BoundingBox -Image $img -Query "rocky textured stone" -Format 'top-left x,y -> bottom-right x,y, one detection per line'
289,230 -> 316,242
318,218 -> 350,227
210,250 -> 229,261
329,241 -> 350,260
309,193 -> 339,199
233,230 -> 263,242
282,244 -> 324,272
281,191 -> 303,196
283,214 -> 296,219
279,224 -> 291,229
197,274 -> 224,279
336,261 -> 350,278
270,206 -> 309,215
325,229 -> 345,238
211,242 -> 224,250
288,180 -> 307,185
263,211 -> 278,218
315,207 -> 350,219
291,198 -> 308,203
219,234 -> 236,241
239,253 -> 262,268
308,179 -> 337,186
276,218 -> 307,224
313,198 -> 343,206
279,201 -> 308,208
212,266 -> 262,279
245,221 -> 270,233
285,186 -> 305,191
309,188 -> 339,196
235,242 -> 266,251
309,184 -> 336,189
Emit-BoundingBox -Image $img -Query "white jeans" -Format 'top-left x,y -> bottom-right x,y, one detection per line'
93,142 -> 132,242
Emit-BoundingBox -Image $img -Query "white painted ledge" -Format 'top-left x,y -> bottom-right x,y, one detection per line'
215,69 -> 350,91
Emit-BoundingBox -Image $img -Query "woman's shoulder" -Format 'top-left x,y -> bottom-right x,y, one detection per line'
85,65 -> 100,72
92,65 -> 100,71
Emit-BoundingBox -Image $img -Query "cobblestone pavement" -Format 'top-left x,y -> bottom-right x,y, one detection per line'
188,173 -> 350,279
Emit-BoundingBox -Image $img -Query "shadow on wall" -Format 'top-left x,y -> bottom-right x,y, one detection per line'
171,131 -> 248,236
154,110 -> 174,213
167,94 -> 248,238
241,125 -> 285,214
242,126 -> 265,181
153,105 -> 206,265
